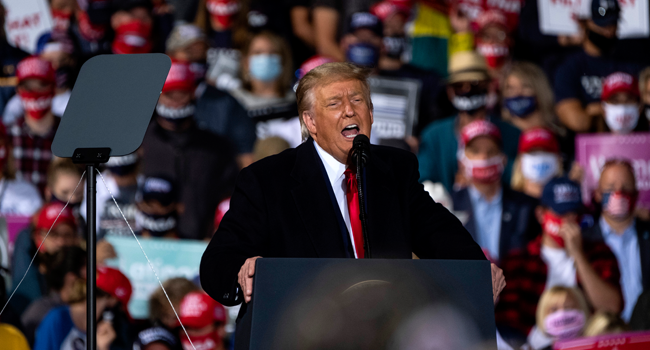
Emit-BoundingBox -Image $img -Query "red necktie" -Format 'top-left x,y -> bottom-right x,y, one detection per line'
344,168 -> 365,258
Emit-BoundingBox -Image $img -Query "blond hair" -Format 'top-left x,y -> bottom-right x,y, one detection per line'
501,62 -> 557,127
639,66 -> 650,98
583,311 -> 628,337
148,277 -> 198,323
295,62 -> 373,141
536,286 -> 590,334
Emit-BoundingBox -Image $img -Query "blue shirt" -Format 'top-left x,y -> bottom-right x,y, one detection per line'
600,217 -> 643,321
468,185 -> 503,261
34,306 -> 85,350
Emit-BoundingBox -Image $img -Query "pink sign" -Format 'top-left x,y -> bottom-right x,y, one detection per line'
3,215 -> 32,258
576,133 -> 650,208
554,330 -> 650,349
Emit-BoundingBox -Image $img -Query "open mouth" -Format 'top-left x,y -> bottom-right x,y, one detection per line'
341,124 -> 360,139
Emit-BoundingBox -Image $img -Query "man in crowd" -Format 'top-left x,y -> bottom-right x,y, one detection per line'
554,0 -> 641,132
141,60 -> 238,239
600,72 -> 646,133
8,56 -> 59,194
21,246 -> 86,346
10,203 -> 78,315
496,177 -> 622,346
165,24 -> 209,85
135,176 -> 180,238
0,3 -> 29,114
474,10 -> 512,79
110,0 -> 154,54
341,12 -> 384,70
452,120 -> 539,264
583,159 -> 650,321
201,63 -> 505,343
418,51 -> 520,193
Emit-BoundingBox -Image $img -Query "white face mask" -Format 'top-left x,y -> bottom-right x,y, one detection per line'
156,103 -> 195,120
521,152 -> 559,184
603,102 -> 639,134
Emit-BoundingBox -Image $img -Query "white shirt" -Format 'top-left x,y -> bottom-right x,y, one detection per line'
541,245 -> 577,290
0,178 -> 42,216
313,141 -> 359,258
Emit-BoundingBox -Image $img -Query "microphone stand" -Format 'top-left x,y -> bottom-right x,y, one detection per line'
354,144 -> 371,259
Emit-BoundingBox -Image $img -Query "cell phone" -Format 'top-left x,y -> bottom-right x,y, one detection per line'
102,310 -> 114,324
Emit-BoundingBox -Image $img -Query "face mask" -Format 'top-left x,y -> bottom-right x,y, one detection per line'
452,94 -> 489,112
603,103 -> 639,134
249,54 -> 282,82
51,9 -> 72,34
112,20 -> 153,54
156,103 -> 195,121
521,152 -> 558,184
504,95 -> 537,118
544,309 -> 586,340
587,29 -> 617,55
542,212 -> 565,247
19,89 -> 54,120
206,0 -> 240,30
135,209 -> 177,237
383,35 -> 406,60
346,42 -> 380,67
476,42 -> 509,69
602,191 -> 636,220
460,153 -> 504,183
76,10 -> 106,42
181,331 -> 222,350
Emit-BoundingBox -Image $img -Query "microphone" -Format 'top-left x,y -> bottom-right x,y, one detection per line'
351,134 -> 370,167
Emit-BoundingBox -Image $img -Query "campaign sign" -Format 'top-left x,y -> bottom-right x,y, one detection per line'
538,0 -> 581,35
554,330 -> 650,349
368,76 -> 420,143
105,236 -> 207,319
576,133 -> 650,208
2,0 -> 54,53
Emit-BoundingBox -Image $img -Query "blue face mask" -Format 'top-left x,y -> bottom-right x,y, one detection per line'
249,54 -> 282,82
504,95 -> 537,118
346,42 -> 379,67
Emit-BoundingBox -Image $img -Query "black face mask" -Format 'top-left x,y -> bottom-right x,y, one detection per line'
451,85 -> 489,113
383,35 -> 407,60
588,29 -> 618,55
135,209 -> 177,237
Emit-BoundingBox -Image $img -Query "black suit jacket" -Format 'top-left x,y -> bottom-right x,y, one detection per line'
200,139 -> 486,307
451,187 -> 540,261
583,218 -> 650,291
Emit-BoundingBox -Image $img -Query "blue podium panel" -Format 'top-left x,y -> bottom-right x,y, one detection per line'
245,258 -> 496,350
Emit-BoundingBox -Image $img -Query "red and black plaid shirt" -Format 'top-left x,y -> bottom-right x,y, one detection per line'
8,117 -> 59,195
495,235 -> 621,337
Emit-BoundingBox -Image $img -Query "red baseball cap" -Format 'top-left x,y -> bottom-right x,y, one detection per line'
162,61 -> 195,93
601,72 -> 638,101
473,9 -> 509,33
518,127 -> 559,154
460,120 -> 501,146
370,1 -> 410,22
16,56 -> 56,85
178,292 -> 227,329
36,202 -> 77,231
97,266 -> 133,309
298,55 -> 336,80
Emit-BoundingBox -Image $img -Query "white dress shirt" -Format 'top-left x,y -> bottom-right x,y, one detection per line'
313,141 -> 359,258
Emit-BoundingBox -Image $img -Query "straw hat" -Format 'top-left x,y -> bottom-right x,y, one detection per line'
447,51 -> 490,84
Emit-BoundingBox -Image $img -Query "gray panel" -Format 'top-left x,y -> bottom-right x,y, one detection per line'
52,54 -> 171,158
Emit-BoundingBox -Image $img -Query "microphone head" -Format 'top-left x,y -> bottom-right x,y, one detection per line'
353,134 -> 370,149
351,134 -> 370,167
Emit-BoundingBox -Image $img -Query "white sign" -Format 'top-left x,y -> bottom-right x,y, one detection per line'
2,0 -> 53,53
538,0 -> 649,38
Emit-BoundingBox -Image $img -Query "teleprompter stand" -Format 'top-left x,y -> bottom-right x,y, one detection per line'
52,54 -> 171,349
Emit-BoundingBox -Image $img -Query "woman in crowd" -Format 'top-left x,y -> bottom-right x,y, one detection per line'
526,286 -> 590,350
510,128 -> 564,199
600,71 -> 648,134
0,124 -> 42,216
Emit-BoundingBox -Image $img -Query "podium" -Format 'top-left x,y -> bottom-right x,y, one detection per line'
236,258 -> 497,350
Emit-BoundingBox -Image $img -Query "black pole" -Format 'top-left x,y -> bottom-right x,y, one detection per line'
86,165 -> 96,350
356,155 -> 371,259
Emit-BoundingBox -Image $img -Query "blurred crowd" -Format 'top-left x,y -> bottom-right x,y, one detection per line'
0,0 -> 649,349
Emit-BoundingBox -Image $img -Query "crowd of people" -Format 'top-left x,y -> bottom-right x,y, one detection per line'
0,0 -> 649,349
